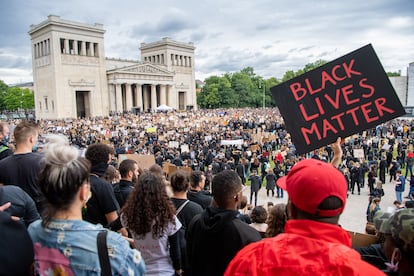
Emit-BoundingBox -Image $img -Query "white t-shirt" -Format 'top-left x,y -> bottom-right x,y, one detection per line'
132,216 -> 181,276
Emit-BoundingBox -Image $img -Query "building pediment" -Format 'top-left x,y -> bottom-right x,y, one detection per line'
109,63 -> 174,76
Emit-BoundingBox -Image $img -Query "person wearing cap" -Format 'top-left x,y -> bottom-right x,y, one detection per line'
225,138 -> 385,275
382,208 -> 414,275
355,211 -> 391,271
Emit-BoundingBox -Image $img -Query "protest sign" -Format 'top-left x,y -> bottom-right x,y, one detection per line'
169,141 -> 179,148
353,148 -> 365,159
181,144 -> 189,153
146,127 -> 157,133
271,44 -> 405,155
220,139 -> 244,146
118,154 -> 155,170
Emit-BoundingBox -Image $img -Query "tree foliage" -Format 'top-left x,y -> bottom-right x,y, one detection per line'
198,60 -> 327,109
387,71 -> 401,77
0,81 -> 34,111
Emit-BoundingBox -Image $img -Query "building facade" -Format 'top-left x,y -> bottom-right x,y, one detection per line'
28,15 -> 196,119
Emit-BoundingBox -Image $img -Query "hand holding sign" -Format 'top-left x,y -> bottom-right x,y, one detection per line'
271,44 -> 405,155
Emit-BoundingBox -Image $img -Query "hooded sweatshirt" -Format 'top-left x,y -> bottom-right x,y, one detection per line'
186,206 -> 261,276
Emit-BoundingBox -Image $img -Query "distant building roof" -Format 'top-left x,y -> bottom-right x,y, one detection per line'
9,82 -> 34,88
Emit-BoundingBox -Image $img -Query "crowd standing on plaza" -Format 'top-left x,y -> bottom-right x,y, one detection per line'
0,108 -> 414,275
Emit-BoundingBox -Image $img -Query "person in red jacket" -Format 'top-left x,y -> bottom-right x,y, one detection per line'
225,140 -> 386,276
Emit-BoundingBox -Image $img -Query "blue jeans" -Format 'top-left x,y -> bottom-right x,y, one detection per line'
396,191 -> 403,202
405,165 -> 413,178
277,186 -> 284,198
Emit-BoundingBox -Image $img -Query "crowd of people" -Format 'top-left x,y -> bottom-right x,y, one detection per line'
0,108 -> 414,275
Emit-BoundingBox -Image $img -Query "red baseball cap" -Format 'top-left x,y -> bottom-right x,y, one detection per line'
277,158 -> 347,217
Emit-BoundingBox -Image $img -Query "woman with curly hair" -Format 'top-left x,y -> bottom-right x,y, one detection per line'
265,203 -> 288,238
122,172 -> 183,276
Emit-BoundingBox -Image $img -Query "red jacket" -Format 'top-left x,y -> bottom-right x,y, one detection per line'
225,220 -> 386,276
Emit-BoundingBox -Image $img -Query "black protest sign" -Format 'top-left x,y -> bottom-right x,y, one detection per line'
271,44 -> 405,155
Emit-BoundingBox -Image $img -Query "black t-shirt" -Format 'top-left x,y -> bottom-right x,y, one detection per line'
113,179 -> 134,208
83,175 -> 120,226
187,190 -> 212,209
0,153 -> 45,213
171,198 -> 203,230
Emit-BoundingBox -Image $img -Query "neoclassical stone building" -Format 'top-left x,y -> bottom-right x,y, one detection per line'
28,15 -> 196,119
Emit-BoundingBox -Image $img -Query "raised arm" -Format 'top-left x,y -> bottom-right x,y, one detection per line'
330,137 -> 343,168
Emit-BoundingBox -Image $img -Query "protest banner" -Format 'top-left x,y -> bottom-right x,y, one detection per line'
220,139 -> 244,146
181,144 -> 189,153
271,44 -> 405,155
163,162 -> 177,176
169,141 -> 179,148
146,127 -> 157,133
353,148 -> 365,159
118,154 -> 155,170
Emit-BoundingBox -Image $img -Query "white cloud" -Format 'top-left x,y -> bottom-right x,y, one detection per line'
0,0 -> 413,84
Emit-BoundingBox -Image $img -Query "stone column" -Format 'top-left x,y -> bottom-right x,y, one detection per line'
73,40 -> 78,55
64,39 -> 69,54
115,84 -> 122,112
109,84 -> 116,111
125,84 -> 133,112
81,41 -> 86,56
160,85 -> 167,105
143,85 -> 149,112
135,84 -> 143,111
151,84 -> 157,111
46,39 -> 50,55
34,44 -> 37,58
167,85 -> 173,107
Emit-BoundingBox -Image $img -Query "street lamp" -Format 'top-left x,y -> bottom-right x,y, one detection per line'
20,91 -> 23,110
259,81 -> 265,109
262,82 -> 265,109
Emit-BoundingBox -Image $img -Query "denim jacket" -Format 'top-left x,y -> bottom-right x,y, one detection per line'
28,219 -> 145,276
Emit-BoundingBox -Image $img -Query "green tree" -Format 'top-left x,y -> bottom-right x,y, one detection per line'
196,60 -> 331,109
281,70 -> 297,82
0,80 -> 8,111
303,59 -> 327,73
3,86 -> 34,110
216,77 -> 235,107
199,76 -> 227,108
231,71 -> 255,107
387,71 -> 401,77
265,77 -> 280,106
281,60 -> 327,82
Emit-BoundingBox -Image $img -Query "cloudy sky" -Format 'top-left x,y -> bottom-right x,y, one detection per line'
0,0 -> 413,85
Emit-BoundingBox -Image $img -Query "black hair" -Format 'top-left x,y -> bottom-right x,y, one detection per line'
85,143 -> 114,166
119,159 -> 137,178
212,170 -> 242,207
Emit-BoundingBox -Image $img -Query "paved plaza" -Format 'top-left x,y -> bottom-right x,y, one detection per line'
247,176 -> 406,234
